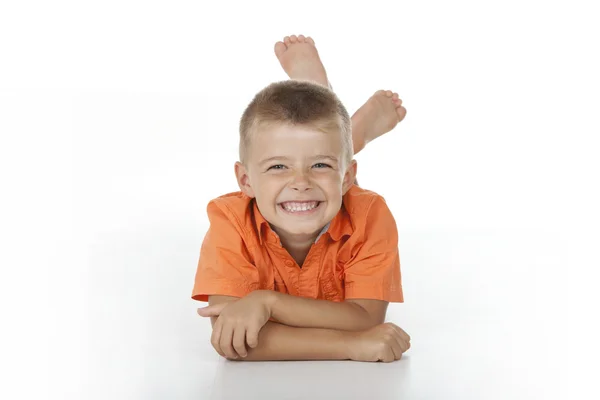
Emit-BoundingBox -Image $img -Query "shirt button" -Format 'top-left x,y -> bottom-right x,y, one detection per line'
285,260 -> 294,267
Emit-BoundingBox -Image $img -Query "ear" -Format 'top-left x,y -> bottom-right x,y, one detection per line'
235,161 -> 256,198
342,159 -> 358,195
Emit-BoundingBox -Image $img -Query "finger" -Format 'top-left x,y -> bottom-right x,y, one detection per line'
399,326 -> 410,342
390,339 -> 403,360
387,324 -> 410,353
394,333 -> 408,353
390,323 -> 411,342
210,319 -> 225,357
245,323 -> 261,349
232,326 -> 248,358
219,324 -> 238,359
197,303 -> 227,317
381,346 -> 395,363
393,334 -> 408,355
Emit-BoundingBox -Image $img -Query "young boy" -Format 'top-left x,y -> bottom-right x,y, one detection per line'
192,34 -> 411,363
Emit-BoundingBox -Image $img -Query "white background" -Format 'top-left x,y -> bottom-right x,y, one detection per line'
1,1 -> 599,399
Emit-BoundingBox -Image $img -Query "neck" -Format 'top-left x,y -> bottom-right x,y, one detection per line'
271,226 -> 318,264
279,236 -> 313,267
280,235 -> 314,253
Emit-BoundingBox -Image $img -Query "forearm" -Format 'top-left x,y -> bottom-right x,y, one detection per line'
266,291 -> 375,331
233,321 -> 351,361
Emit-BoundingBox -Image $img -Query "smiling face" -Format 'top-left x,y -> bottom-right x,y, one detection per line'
235,122 -> 357,244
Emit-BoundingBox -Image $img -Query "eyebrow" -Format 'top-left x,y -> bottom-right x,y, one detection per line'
259,155 -> 339,166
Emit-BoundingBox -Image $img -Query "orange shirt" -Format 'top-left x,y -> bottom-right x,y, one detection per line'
191,184 -> 403,303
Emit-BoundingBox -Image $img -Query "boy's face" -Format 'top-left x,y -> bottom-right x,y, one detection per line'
235,122 -> 357,242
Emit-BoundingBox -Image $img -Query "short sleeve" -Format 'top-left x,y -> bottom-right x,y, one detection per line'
343,196 -> 404,302
191,201 -> 260,302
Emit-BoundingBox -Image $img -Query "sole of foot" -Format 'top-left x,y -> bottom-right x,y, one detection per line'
274,34 -> 330,88
353,90 -> 407,147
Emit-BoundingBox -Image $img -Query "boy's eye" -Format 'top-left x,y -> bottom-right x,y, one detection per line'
267,163 -> 331,171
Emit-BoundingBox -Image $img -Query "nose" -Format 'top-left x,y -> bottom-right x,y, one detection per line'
290,170 -> 312,191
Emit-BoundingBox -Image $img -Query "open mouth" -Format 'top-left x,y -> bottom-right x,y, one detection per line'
278,201 -> 323,215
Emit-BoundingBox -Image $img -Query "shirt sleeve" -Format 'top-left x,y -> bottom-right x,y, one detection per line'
191,201 -> 260,302
343,196 -> 404,302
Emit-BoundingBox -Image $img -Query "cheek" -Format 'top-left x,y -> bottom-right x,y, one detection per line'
254,178 -> 281,202
315,169 -> 342,181
317,178 -> 343,202
318,173 -> 343,189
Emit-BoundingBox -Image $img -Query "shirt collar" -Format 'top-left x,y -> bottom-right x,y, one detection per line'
252,198 -> 353,246
326,204 -> 354,241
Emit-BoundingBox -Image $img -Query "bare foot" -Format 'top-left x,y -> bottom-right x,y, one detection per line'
351,90 -> 407,154
274,34 -> 330,88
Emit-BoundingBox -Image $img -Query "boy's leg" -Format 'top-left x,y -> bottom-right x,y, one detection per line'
274,35 -> 407,157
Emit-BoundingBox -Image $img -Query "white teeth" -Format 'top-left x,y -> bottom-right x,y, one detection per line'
281,201 -> 319,213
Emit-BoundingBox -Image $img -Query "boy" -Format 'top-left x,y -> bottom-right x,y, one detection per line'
192,35 -> 411,363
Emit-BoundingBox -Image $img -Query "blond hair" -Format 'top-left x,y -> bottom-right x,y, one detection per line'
239,80 -> 352,167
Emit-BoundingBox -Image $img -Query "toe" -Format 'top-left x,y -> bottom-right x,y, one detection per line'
306,36 -> 315,45
284,36 -> 291,46
290,35 -> 298,43
298,34 -> 306,42
392,92 -> 399,101
396,106 -> 407,121
385,90 -> 393,97
375,89 -> 386,96
274,41 -> 287,58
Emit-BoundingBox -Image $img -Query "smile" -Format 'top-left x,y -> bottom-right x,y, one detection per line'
278,201 -> 323,214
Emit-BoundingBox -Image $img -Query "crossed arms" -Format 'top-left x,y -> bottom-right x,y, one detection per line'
197,290 -> 410,362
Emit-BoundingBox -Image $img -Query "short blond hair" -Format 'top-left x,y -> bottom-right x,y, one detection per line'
239,80 -> 352,167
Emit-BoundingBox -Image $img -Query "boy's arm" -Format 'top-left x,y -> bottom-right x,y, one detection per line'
204,296 -> 409,362
205,295 -> 352,360
232,321 -> 351,361
267,291 -> 388,331
204,292 -> 386,332
238,320 -> 409,362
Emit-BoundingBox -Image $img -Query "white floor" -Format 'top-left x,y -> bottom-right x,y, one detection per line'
76,228 -> 575,400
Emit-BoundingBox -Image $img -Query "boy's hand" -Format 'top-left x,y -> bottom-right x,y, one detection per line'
346,323 -> 411,363
197,291 -> 273,359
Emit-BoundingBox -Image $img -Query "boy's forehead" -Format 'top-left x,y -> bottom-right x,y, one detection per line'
250,123 -> 343,158
253,121 -> 342,142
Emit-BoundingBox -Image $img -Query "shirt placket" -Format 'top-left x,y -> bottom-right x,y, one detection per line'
297,240 -> 325,298
267,231 -> 301,296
